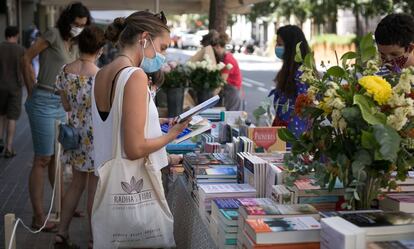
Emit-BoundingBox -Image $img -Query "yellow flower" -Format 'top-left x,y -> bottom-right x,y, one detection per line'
358,76 -> 392,105
319,97 -> 333,114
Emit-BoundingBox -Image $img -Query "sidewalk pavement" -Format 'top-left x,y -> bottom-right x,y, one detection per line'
0,105 -> 90,249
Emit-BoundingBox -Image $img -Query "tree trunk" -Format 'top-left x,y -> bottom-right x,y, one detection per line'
355,5 -> 363,37
209,0 -> 227,33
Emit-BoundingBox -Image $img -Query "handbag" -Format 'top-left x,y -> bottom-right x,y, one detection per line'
58,123 -> 81,150
92,67 -> 175,249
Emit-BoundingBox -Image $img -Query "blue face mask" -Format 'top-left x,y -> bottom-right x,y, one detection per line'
140,38 -> 165,73
275,46 -> 284,60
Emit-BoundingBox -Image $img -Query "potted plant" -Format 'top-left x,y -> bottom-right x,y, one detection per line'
279,33 -> 414,209
162,61 -> 188,117
186,55 -> 232,103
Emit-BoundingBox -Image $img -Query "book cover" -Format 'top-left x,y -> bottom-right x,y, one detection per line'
248,127 -> 286,152
246,217 -> 320,233
242,203 -> 318,217
340,211 -> 414,227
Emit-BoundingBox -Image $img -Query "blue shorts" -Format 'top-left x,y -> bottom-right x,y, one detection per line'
25,88 -> 65,156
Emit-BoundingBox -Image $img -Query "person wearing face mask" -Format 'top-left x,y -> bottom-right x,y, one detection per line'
53,25 -> 104,249
268,25 -> 311,138
92,12 -> 189,245
375,13 -> 414,74
21,2 -> 91,232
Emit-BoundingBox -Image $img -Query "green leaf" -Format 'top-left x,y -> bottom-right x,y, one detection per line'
361,46 -> 377,63
340,51 -> 358,60
304,52 -> 314,68
341,107 -> 361,123
361,130 -> 377,149
278,128 -> 297,143
327,66 -> 346,78
294,42 -> 303,63
353,94 -> 387,125
359,33 -> 376,62
282,99 -> 290,114
373,124 -> 402,162
360,33 -> 375,50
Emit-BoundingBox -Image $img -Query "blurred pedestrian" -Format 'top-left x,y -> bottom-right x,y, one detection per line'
54,25 -> 104,249
212,32 -> 242,111
0,26 -> 25,157
268,25 -> 310,137
21,2 -> 91,232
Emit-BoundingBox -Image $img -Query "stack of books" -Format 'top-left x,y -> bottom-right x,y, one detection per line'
379,193 -> 414,213
321,216 -> 366,249
232,136 -> 254,157
166,140 -> 198,154
204,142 -> 221,153
382,171 -> 414,193
288,178 -> 345,211
183,153 -> 239,199
271,185 -> 294,204
210,198 -> 244,249
199,108 -> 224,121
198,184 -> 256,223
321,210 -> 414,242
367,240 -> 414,249
239,216 -> 321,249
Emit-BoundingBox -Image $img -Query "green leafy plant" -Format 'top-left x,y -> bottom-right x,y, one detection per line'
279,33 -> 414,209
162,62 -> 188,89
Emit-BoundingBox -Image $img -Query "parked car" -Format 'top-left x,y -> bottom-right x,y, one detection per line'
181,30 -> 208,49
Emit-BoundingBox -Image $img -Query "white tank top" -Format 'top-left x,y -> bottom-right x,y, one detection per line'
91,67 -> 168,176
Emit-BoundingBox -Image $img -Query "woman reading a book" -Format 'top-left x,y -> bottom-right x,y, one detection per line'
268,25 -> 311,138
91,11 -> 189,245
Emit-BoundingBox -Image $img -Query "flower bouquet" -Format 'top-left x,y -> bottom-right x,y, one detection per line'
279,33 -> 414,209
161,61 -> 189,117
186,54 -> 232,103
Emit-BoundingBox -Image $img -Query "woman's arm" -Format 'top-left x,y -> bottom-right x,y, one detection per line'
123,70 -> 189,160
21,37 -> 49,96
58,90 -> 72,112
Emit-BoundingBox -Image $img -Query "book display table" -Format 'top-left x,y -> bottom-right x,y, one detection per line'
167,175 -> 218,249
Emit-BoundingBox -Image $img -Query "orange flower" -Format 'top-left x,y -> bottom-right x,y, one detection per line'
295,94 -> 312,116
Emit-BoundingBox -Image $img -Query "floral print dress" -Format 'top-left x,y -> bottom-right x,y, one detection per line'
56,68 -> 94,172
268,70 -> 308,138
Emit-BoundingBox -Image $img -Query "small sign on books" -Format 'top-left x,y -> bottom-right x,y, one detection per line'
248,127 -> 286,152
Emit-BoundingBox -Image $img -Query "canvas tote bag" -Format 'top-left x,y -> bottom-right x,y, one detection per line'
92,67 -> 175,249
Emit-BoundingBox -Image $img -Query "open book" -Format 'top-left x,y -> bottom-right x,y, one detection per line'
162,116 -> 212,144
176,95 -> 220,123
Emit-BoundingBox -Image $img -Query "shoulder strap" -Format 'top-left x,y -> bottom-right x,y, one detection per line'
109,66 -> 130,109
111,67 -> 148,158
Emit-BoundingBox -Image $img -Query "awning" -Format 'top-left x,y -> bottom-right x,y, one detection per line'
38,0 -> 267,14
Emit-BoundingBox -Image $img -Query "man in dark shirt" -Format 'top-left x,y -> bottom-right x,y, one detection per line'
0,26 -> 25,157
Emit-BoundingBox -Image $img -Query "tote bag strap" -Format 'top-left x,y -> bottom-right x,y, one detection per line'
111,67 -> 150,158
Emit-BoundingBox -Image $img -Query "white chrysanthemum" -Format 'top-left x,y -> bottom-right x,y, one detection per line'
331,97 -> 346,110
307,86 -> 318,100
394,70 -> 412,94
363,59 -> 380,75
325,88 -> 337,98
226,63 -> 233,70
387,92 -> 407,107
338,118 -> 347,131
326,81 -> 340,89
387,107 -> 410,130
217,62 -> 226,70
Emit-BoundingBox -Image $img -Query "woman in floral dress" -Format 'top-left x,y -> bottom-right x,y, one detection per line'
269,25 -> 311,138
54,26 -> 105,249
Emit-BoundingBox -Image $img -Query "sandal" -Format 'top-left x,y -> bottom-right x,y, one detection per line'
54,234 -> 80,249
4,149 -> 16,158
31,217 -> 58,233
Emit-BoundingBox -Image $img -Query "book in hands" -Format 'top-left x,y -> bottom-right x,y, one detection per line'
175,95 -> 220,123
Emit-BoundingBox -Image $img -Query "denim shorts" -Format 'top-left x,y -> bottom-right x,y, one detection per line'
25,88 -> 66,156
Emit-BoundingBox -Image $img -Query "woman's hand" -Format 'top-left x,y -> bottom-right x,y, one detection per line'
167,118 -> 191,140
